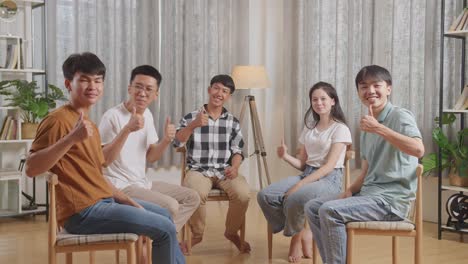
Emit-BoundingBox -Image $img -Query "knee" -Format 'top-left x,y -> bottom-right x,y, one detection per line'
318,202 -> 337,220
233,189 -> 250,204
304,200 -> 321,219
188,189 -> 201,206
166,200 -> 179,217
284,194 -> 303,213
257,189 -> 267,205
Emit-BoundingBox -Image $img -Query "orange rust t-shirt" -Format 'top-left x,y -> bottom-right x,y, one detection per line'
30,105 -> 113,226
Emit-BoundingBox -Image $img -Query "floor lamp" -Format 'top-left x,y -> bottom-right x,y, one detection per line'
231,65 -> 272,189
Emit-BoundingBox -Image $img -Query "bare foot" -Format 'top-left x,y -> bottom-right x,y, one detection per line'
301,229 -> 313,259
179,241 -> 188,255
288,233 -> 302,263
224,232 -> 251,253
191,237 -> 203,248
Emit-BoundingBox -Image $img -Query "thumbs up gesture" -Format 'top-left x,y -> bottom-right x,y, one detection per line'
70,111 -> 94,143
360,105 -> 380,133
192,107 -> 209,128
277,138 -> 288,159
163,116 -> 176,143
125,107 -> 144,132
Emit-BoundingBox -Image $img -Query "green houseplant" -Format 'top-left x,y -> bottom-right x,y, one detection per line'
0,79 -> 66,138
422,113 -> 468,186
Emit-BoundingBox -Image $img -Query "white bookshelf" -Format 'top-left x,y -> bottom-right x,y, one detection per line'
0,0 -> 47,218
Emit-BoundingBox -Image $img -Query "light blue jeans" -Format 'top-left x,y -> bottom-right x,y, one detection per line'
305,194 -> 403,264
64,198 -> 185,264
257,165 -> 343,236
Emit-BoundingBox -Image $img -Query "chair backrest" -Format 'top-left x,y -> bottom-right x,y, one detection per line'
344,146 -> 355,189
176,147 -> 187,184
409,165 -> 423,227
47,173 -> 59,248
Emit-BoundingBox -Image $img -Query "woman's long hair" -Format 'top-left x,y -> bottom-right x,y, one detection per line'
304,82 -> 347,129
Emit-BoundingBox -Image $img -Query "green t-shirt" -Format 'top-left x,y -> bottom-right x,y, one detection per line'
360,102 -> 422,219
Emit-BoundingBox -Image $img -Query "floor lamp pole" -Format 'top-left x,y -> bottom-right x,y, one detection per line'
239,95 -> 271,189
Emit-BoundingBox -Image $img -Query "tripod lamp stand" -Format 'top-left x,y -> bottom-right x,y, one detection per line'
231,65 -> 272,188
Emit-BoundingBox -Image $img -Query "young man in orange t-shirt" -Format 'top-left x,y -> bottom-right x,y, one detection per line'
25,52 -> 185,264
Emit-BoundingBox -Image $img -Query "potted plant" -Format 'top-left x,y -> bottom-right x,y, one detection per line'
0,79 -> 66,139
422,113 -> 468,186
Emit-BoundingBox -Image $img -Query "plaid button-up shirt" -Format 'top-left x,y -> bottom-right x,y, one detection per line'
174,106 -> 244,179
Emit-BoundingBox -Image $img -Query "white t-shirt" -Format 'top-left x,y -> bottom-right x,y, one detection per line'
99,103 -> 159,190
298,122 -> 352,168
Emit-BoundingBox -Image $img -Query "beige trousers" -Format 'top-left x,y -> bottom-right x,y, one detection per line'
123,181 -> 200,232
183,170 -> 250,239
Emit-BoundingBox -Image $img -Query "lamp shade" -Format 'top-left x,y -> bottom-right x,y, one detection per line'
231,65 -> 270,90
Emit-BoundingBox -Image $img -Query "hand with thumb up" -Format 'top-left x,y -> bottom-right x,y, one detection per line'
277,138 -> 288,159
163,116 -> 176,143
192,107 -> 209,128
360,104 -> 380,133
125,107 -> 144,132
70,111 -> 94,143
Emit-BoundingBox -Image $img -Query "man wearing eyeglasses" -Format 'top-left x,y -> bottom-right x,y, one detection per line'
99,65 -> 200,255
173,75 -> 251,253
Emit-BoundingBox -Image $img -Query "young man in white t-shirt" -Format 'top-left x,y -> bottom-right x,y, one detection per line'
99,65 -> 200,254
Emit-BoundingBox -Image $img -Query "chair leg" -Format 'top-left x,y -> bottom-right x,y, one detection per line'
127,243 -> 136,264
415,230 -> 422,264
89,251 -> 95,264
392,236 -> 399,264
346,229 -> 354,264
267,224 -> 273,259
115,250 -> 120,264
136,237 -> 143,264
312,240 -> 318,264
185,223 -> 192,255
146,238 -> 152,264
65,253 -> 73,264
49,248 -> 57,264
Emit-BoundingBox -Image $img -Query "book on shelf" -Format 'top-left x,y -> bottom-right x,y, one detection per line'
448,8 -> 468,32
6,118 -> 17,140
453,85 -> 468,110
1,38 -> 23,69
0,116 -> 13,140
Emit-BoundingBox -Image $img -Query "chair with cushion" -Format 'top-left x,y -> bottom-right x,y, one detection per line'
47,173 -> 141,264
177,147 -> 246,255
345,164 -> 423,264
267,147 -> 355,263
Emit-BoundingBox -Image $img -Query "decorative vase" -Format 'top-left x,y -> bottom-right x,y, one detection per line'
21,123 -> 39,139
449,172 -> 468,187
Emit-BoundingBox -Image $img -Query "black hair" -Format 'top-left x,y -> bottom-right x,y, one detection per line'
355,65 -> 392,89
304,82 -> 347,129
62,52 -> 106,81
210,74 -> 235,94
130,65 -> 162,86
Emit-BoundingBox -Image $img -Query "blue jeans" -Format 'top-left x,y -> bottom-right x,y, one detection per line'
257,166 -> 342,236
64,198 -> 185,264
304,194 -> 403,264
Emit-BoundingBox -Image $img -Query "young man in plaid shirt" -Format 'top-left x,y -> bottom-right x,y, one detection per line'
174,74 -> 251,253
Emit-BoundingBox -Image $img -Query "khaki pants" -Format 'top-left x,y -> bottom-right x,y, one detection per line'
183,170 -> 250,239
123,181 -> 200,232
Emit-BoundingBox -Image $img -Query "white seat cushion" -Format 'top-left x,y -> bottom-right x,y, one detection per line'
346,221 -> 415,231
56,231 -> 139,246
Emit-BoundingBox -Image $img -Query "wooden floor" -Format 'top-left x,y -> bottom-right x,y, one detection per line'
1,193 -> 468,264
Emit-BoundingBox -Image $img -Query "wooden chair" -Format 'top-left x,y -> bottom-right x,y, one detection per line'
47,173 -> 139,264
177,147 -> 246,255
346,164 -> 423,264
267,148 -> 355,263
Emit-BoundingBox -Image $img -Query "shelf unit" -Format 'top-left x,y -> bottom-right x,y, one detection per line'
438,0 -> 468,240
0,0 -> 47,219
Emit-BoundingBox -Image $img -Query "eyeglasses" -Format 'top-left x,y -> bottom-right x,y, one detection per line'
132,84 -> 157,95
